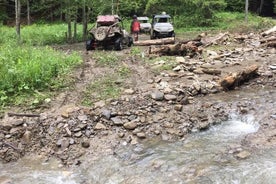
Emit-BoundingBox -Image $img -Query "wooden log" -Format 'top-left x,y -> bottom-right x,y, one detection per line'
219,65 -> 259,90
261,26 -> 276,36
200,32 -> 229,47
149,42 -> 200,57
134,37 -> 175,46
259,36 -> 276,43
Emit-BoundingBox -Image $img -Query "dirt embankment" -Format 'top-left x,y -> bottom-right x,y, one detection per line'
0,31 -> 275,165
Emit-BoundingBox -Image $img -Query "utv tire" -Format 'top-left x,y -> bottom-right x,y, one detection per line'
128,37 -> 133,47
86,40 -> 93,51
115,38 -> 123,51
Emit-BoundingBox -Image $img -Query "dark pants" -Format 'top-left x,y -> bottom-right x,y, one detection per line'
132,31 -> 139,41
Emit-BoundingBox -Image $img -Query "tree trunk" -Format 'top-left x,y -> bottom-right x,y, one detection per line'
66,3 -> 72,43
259,0 -> 264,15
73,19 -> 77,42
82,0 -> 87,41
27,0 -> 30,25
15,0 -> 21,40
134,37 -> 175,46
245,0 -> 249,23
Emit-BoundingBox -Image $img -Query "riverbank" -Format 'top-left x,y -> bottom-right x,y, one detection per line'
0,31 -> 275,166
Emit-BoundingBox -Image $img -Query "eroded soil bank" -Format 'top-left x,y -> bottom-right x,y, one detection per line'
0,31 -> 275,166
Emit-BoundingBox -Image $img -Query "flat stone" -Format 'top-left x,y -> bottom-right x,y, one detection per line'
151,90 -> 164,101
164,94 -> 177,101
235,150 -> 251,159
173,65 -> 182,71
136,132 -> 146,139
163,122 -> 174,128
74,132 -> 82,138
78,123 -> 87,130
123,121 -> 138,130
175,56 -> 185,63
124,89 -> 135,95
94,123 -> 107,130
12,120 -> 24,126
111,117 -> 124,126
94,100 -> 105,108
78,115 -> 88,121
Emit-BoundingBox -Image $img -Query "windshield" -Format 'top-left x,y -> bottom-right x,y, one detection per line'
154,17 -> 170,23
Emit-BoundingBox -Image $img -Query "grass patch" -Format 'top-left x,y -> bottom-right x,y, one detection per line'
0,43 -> 82,107
93,51 -> 121,67
146,56 -> 177,74
0,23 -> 93,46
81,75 -> 122,106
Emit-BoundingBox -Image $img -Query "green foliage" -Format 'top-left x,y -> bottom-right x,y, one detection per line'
225,0 -> 244,12
214,12 -> 276,31
0,43 -> 81,106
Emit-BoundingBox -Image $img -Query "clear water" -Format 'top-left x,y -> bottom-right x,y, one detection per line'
0,115 -> 275,184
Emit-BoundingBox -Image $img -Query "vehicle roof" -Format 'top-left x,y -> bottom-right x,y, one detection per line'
97,15 -> 120,23
137,17 -> 149,20
154,14 -> 171,18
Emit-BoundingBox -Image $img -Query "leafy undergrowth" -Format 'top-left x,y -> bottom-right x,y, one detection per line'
0,43 -> 82,108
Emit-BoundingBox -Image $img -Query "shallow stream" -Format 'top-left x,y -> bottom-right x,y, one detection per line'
1,113 -> 275,184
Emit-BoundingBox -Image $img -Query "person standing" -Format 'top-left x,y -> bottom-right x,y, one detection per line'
130,15 -> 140,41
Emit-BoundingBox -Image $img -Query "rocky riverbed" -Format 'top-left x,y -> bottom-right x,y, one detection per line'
0,31 -> 275,167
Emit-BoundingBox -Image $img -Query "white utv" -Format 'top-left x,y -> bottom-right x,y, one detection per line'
151,13 -> 175,39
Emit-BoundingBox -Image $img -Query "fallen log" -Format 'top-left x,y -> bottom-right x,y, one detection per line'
260,36 -> 276,43
134,37 -> 175,46
219,65 -> 259,90
261,26 -> 276,36
7,112 -> 40,117
200,32 -> 229,47
149,42 -> 201,57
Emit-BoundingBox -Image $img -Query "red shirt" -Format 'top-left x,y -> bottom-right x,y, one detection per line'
131,20 -> 140,32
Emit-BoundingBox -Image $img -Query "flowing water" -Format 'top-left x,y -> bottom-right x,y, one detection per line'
1,113 -> 275,184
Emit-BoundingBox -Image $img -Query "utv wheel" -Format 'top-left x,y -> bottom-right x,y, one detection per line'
128,37 -> 133,47
86,40 -> 93,51
115,38 -> 123,51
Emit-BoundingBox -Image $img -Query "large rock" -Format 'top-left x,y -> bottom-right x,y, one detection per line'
151,90 -> 164,101
94,123 -> 107,130
111,117 -> 124,126
123,121 -> 138,130
101,109 -> 112,120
